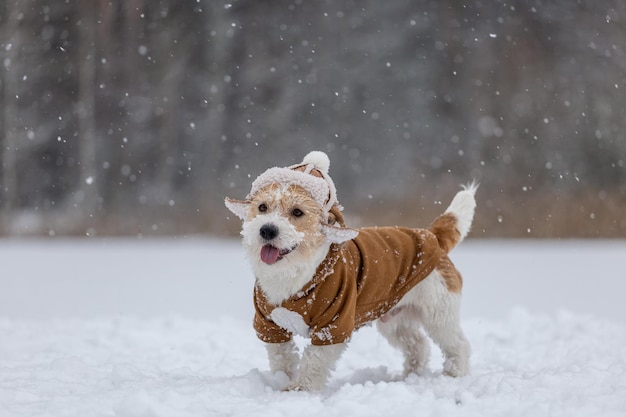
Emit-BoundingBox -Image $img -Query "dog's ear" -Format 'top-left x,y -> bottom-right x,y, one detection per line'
224,197 -> 250,220
322,224 -> 358,244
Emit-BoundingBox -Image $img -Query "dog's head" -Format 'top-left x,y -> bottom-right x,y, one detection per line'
225,152 -> 358,278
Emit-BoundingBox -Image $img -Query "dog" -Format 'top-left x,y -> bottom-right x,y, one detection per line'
225,151 -> 477,392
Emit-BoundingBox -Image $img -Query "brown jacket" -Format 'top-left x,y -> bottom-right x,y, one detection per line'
253,227 -> 444,346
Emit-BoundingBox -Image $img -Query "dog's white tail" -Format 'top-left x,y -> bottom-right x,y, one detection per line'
429,182 -> 478,253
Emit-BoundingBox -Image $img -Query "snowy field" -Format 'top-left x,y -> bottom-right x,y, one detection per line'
1,238 -> 625,417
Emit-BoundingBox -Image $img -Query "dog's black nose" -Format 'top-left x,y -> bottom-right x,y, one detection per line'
259,224 -> 279,241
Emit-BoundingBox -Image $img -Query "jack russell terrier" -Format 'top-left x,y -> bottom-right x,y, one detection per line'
225,151 -> 477,392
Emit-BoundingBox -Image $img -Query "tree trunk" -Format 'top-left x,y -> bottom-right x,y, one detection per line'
76,0 -> 99,232
1,0 -> 20,227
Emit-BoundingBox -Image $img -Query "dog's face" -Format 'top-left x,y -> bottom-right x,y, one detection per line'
226,178 -> 358,302
241,183 -> 327,270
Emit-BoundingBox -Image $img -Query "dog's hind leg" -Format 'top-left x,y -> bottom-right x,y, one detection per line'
420,293 -> 471,377
377,306 -> 430,377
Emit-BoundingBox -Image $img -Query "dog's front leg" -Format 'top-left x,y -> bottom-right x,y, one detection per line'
285,343 -> 346,393
266,340 -> 299,380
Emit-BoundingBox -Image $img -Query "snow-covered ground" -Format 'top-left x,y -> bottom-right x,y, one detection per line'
1,238 -> 625,417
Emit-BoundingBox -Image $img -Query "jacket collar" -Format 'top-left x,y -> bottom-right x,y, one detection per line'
288,243 -> 343,301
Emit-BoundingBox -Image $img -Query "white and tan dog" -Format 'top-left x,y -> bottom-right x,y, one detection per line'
225,151 -> 477,392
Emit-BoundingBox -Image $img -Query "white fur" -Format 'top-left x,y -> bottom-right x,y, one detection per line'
378,270 -> 471,377
266,341 -> 299,379
241,211 -> 304,254
241,211 -> 332,305
284,343 -> 346,392
257,241 -> 330,306
445,182 -> 478,241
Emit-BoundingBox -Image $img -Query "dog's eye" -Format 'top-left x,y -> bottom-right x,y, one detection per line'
292,208 -> 304,217
258,203 -> 268,212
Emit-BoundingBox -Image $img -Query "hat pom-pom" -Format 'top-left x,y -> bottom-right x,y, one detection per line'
302,151 -> 330,174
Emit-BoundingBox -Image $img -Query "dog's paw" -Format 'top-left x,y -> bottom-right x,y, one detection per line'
282,382 -> 305,392
282,381 -> 319,393
443,356 -> 470,377
282,377 -> 325,393
402,364 -> 428,379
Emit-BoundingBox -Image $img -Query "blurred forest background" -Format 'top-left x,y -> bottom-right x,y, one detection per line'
0,0 -> 624,238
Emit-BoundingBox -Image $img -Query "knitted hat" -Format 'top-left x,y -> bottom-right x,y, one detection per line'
247,151 -> 338,215
225,151 -> 358,243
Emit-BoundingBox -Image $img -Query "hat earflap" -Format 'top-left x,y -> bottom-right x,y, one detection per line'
322,224 -> 359,244
224,197 -> 249,220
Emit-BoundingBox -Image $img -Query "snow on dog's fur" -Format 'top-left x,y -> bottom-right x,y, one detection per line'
226,151 -> 477,392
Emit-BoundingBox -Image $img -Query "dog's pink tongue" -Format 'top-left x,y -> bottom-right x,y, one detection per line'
260,244 -> 280,265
